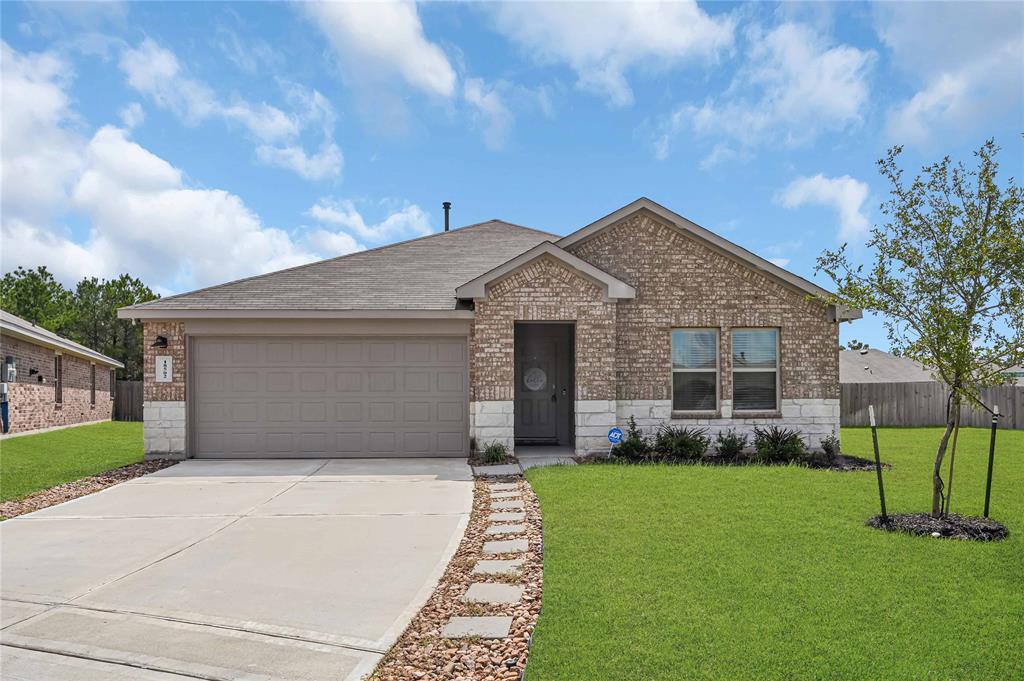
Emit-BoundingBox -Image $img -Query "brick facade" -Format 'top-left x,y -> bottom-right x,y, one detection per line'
142,322 -> 187,458
0,335 -> 114,434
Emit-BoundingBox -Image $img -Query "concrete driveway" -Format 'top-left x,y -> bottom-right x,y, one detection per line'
1,459 -> 473,681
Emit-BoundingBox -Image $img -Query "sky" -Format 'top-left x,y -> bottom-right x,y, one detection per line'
2,1 -> 1022,349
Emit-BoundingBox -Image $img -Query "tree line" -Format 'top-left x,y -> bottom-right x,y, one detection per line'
0,266 -> 158,380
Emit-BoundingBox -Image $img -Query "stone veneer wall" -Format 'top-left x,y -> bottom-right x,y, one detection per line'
142,321 -> 187,458
0,335 -> 113,434
470,256 -> 618,454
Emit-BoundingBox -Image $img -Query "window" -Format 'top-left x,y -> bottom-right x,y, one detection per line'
732,329 -> 779,411
54,355 -> 63,404
90,364 -> 96,405
110,369 -> 116,398
671,329 -> 719,411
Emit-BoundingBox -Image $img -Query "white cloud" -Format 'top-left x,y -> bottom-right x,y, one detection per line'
777,174 -> 870,242
118,38 -> 342,179
302,0 -> 456,98
119,102 -> 145,129
875,2 -> 1023,145
305,228 -> 364,257
768,257 -> 791,268
490,1 -> 734,107
463,77 -> 513,150
307,198 -> 432,244
655,22 -> 874,160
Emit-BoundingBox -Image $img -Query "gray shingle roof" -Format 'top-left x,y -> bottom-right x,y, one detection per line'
124,220 -> 556,312
840,349 -> 935,383
1,310 -> 124,368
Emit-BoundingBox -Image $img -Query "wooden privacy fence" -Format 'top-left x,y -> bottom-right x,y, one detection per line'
841,382 -> 1023,430
113,380 -> 143,422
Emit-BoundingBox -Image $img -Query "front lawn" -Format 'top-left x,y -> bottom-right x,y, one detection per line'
1,421 -> 144,502
526,427 -> 1024,680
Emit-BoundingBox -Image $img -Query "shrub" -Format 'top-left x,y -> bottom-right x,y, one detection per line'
820,432 -> 841,459
482,441 -> 510,464
654,425 -> 710,460
714,429 -> 748,458
611,416 -> 653,462
753,426 -> 807,462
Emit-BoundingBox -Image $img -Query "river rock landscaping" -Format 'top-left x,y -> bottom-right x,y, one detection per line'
371,476 -> 543,680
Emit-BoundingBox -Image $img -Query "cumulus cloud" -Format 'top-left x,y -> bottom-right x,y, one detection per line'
654,22 -> 874,160
875,2 -> 1023,145
777,174 -> 871,242
490,1 -> 734,107
118,38 -> 342,179
307,198 -> 433,244
463,78 -> 514,150
302,0 -> 456,98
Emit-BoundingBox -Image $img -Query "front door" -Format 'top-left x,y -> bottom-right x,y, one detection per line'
514,323 -> 573,445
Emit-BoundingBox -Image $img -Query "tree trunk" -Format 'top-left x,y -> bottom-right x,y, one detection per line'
931,396 -> 961,517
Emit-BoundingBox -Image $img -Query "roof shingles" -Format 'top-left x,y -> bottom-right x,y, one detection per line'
126,221 -> 555,312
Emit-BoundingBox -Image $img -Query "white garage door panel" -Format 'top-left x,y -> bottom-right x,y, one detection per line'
193,337 -> 468,458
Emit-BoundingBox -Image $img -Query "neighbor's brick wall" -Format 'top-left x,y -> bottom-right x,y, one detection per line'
470,255 -> 617,402
0,335 -> 113,434
565,211 -> 839,406
143,321 -> 186,402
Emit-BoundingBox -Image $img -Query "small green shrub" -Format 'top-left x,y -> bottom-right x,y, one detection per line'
714,429 -> 748,458
611,416 -> 653,462
654,425 -> 710,460
753,426 -> 807,462
820,432 -> 841,459
482,441 -> 510,464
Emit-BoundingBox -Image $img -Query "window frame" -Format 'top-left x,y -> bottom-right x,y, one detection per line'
730,327 -> 780,413
54,354 -> 63,405
90,364 -> 96,406
670,327 -> 720,414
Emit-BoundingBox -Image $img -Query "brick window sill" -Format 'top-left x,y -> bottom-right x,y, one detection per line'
671,410 -> 720,420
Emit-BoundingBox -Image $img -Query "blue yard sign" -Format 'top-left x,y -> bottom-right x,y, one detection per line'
608,427 -> 624,445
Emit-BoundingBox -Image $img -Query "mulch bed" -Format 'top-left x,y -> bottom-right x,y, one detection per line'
0,460 -> 177,519
371,476 -> 543,681
867,513 -> 1009,541
576,452 -> 887,472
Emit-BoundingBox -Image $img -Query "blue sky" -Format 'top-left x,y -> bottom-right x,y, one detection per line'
2,1 -> 1021,349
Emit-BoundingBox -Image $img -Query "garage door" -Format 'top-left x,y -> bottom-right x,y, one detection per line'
192,336 -> 468,458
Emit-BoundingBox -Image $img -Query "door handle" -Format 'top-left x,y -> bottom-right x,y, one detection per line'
551,391 -> 557,402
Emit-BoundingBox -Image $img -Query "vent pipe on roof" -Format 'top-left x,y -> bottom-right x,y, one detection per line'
442,201 -> 451,231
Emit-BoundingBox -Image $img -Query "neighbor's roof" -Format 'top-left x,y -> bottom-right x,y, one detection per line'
0,310 -> 124,368
840,349 -> 935,383
119,220 -> 556,318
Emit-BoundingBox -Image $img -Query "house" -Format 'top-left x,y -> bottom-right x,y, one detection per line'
0,310 -> 123,434
841,348 -> 1024,386
118,198 -> 860,459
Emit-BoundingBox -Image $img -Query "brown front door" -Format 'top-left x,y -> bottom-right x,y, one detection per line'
514,323 -> 573,445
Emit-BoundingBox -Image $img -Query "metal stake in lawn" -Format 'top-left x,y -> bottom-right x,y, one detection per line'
983,405 -> 1000,518
869,405 -> 888,524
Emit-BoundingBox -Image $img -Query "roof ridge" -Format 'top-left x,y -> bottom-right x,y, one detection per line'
127,219 -> 553,309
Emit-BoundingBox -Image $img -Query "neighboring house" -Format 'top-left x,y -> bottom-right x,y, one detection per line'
841,348 -> 1024,385
0,311 -> 123,434
118,198 -> 860,460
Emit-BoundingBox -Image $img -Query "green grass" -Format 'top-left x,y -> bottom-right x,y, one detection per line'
526,427 -> 1024,680
1,421 -> 143,502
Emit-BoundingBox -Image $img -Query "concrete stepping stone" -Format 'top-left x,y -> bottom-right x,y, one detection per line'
491,500 -> 524,510
489,491 -> 521,499
485,523 -> 526,535
472,464 -> 521,477
489,512 -> 525,522
441,616 -> 513,639
483,538 -> 528,555
489,483 -> 518,491
462,583 -> 524,605
472,559 -> 524,575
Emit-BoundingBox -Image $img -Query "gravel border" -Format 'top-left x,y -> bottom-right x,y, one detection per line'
867,512 -> 1009,541
371,476 -> 542,680
0,460 -> 177,519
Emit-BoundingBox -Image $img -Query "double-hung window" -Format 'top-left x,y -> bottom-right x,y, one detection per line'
90,364 -> 96,406
54,355 -> 63,404
671,329 -> 719,412
110,369 -> 116,398
731,329 -> 779,411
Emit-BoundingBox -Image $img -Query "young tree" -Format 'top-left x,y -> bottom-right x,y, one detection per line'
817,140 -> 1023,518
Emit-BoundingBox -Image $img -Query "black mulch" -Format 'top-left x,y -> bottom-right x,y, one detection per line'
577,452 -> 887,472
867,513 -> 1009,541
